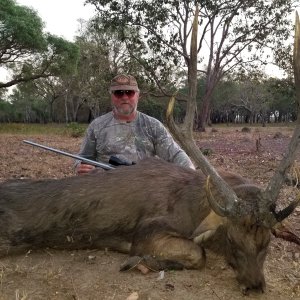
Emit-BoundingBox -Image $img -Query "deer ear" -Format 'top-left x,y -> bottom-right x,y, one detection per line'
192,211 -> 225,244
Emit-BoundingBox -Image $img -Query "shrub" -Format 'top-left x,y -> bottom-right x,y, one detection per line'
241,127 -> 251,133
66,122 -> 86,138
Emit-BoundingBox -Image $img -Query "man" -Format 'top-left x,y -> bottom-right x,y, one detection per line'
76,74 -> 195,175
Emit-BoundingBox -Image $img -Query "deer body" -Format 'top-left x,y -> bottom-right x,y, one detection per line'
0,158 -> 280,293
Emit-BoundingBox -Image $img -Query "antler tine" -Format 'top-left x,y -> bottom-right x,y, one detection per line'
263,12 -> 300,206
205,176 -> 228,216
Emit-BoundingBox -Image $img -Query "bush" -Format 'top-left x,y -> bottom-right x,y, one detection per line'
241,127 -> 251,133
66,122 -> 86,138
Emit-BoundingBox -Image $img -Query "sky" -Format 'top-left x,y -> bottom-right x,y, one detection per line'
17,0 -> 96,41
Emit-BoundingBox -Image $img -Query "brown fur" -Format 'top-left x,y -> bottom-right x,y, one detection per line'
0,158 -> 273,292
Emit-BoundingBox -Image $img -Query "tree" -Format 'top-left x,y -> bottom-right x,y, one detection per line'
232,80 -> 271,125
87,0 -> 298,131
63,19 -> 149,122
32,76 -> 67,122
70,22 -> 113,120
209,77 -> 239,124
0,98 -> 13,122
0,0 -> 79,89
7,82 -> 48,123
266,77 -> 296,121
195,0 -> 297,130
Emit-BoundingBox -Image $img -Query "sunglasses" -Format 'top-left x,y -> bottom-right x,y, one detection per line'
112,90 -> 136,98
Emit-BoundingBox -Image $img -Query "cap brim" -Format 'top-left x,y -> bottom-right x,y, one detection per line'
110,85 -> 139,91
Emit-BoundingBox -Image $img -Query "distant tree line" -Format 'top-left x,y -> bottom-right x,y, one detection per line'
0,74 -> 295,126
0,0 -> 298,128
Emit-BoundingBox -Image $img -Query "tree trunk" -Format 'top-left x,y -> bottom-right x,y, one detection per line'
197,92 -> 213,132
165,6 -> 258,213
64,96 -> 69,124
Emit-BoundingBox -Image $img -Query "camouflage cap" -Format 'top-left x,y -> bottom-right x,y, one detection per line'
110,74 -> 139,92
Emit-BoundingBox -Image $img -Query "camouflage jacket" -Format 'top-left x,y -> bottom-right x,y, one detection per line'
77,111 -> 195,169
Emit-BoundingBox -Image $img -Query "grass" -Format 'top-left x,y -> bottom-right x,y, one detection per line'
0,123 -> 88,137
0,122 -> 295,137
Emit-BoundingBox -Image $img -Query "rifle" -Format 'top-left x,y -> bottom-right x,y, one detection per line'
23,140 -> 116,170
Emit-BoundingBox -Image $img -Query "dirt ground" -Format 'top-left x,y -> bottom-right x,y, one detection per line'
0,125 -> 300,300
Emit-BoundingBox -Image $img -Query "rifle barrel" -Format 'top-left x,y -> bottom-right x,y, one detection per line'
23,140 -> 115,170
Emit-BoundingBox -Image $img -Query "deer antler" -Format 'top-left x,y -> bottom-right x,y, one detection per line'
167,95 -> 242,216
260,12 -> 300,225
263,12 -> 300,202
167,11 -> 300,222
205,176 -> 227,216
200,13 -> 300,224
165,5 -> 242,217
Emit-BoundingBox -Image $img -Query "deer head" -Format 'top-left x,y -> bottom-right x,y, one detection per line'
191,12 -> 300,294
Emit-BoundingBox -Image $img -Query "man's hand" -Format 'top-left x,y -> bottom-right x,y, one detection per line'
76,163 -> 96,175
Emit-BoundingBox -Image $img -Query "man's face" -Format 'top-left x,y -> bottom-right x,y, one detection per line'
111,90 -> 139,117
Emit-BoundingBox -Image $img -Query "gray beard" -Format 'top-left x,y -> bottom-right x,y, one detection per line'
113,105 -> 136,116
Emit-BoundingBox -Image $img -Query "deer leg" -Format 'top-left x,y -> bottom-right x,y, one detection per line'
120,231 -> 206,273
